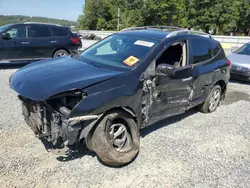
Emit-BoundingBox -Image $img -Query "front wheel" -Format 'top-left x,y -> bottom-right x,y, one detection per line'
53,49 -> 69,58
91,110 -> 140,167
199,85 -> 222,113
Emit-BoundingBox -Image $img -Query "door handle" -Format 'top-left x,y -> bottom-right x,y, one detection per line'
51,41 -> 57,43
22,42 -> 30,44
182,77 -> 193,82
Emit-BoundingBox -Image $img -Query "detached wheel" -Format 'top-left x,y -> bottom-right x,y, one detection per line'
91,111 -> 140,167
199,85 -> 222,113
53,49 -> 69,58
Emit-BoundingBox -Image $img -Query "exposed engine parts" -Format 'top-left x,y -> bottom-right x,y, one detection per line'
18,92 -> 88,152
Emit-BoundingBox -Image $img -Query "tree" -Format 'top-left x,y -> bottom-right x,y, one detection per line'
78,0 -> 250,35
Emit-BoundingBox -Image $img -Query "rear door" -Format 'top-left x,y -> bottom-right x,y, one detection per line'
26,25 -> 56,58
1,24 -> 28,60
187,38 -> 214,106
51,27 -> 77,52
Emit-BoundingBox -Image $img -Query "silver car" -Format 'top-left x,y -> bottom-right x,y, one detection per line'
228,43 -> 250,81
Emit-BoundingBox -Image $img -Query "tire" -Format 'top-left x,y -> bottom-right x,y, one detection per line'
199,85 -> 222,113
91,110 -> 140,167
53,49 -> 69,58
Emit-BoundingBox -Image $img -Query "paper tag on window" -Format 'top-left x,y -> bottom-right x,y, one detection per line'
134,40 -> 155,47
123,56 -> 140,66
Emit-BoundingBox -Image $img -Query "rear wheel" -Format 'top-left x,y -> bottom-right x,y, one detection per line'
199,85 -> 222,113
91,110 -> 140,167
53,49 -> 69,58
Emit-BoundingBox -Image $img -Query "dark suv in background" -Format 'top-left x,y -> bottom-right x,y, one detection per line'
0,22 -> 82,61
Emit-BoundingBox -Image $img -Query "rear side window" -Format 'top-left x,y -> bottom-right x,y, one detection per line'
210,40 -> 221,56
189,39 -> 212,64
52,27 -> 69,37
30,25 -> 51,38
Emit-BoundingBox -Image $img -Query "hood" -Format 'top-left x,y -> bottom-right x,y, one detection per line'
227,53 -> 250,68
10,57 -> 122,101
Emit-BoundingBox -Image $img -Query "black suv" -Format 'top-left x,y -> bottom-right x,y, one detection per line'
0,22 -> 82,61
10,26 -> 231,167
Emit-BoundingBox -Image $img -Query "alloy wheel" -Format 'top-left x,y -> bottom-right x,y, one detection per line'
107,123 -> 133,152
208,89 -> 221,112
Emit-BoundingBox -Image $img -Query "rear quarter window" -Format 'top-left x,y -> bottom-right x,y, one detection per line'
210,40 -> 221,56
189,38 -> 212,64
52,27 -> 69,37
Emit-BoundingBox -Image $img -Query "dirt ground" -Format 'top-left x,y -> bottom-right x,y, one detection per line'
0,69 -> 249,188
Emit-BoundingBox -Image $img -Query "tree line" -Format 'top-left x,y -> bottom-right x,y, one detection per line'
78,0 -> 250,35
0,15 -> 77,28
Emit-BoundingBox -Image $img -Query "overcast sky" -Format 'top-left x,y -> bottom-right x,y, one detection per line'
0,0 -> 84,21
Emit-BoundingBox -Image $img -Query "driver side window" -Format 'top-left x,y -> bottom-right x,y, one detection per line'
6,25 -> 27,38
156,41 -> 187,69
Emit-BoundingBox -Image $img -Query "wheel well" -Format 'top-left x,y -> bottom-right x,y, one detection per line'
53,48 -> 70,57
105,107 -> 137,124
215,80 -> 227,97
83,107 -> 138,150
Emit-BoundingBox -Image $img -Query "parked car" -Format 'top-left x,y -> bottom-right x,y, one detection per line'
0,22 -> 82,62
10,26 -> 231,167
227,43 -> 250,81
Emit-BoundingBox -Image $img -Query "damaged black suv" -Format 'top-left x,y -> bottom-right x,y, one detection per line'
10,26 -> 231,167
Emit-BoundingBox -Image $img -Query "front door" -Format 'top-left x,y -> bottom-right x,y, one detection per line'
142,40 -> 193,126
1,25 -> 28,60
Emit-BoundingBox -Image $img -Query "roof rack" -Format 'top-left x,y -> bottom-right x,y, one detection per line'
166,29 -> 212,38
121,26 -> 184,32
121,26 -> 212,38
24,22 -> 62,26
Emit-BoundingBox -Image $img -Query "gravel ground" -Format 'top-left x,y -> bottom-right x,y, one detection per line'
0,69 -> 250,188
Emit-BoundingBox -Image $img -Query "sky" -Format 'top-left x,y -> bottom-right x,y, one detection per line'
0,0 -> 85,21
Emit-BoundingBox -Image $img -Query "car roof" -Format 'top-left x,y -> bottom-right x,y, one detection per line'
8,22 -> 67,29
119,29 -> 170,40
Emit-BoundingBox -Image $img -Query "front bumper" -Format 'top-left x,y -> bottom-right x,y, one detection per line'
230,69 -> 250,82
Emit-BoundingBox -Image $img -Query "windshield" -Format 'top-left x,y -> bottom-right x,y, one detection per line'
235,43 -> 250,56
79,34 -> 158,69
0,24 -> 12,33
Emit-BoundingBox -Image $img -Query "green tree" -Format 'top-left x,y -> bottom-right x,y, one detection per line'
78,0 -> 250,35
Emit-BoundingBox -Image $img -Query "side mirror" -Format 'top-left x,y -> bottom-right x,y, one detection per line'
156,64 -> 174,76
231,48 -> 236,53
1,32 -> 11,40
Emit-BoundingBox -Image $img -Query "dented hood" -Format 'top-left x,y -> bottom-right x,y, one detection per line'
10,57 -> 122,101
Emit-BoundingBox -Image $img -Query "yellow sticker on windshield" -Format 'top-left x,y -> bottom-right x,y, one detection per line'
123,56 -> 139,66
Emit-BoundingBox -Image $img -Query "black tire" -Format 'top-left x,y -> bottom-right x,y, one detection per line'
53,49 -> 69,58
199,85 -> 222,113
91,110 -> 140,167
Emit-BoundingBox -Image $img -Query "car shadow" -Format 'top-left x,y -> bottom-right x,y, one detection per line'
229,78 -> 250,86
55,144 -> 96,162
40,138 -> 96,162
141,108 -> 198,137
40,108 -> 199,164
0,62 -> 30,69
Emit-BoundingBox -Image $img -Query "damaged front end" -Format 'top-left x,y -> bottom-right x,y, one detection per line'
19,90 -> 99,153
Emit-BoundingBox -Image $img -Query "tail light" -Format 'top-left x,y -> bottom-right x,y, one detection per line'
70,37 -> 80,45
226,58 -> 232,68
